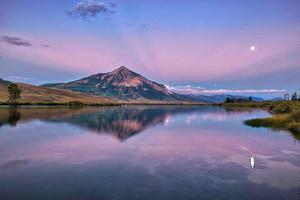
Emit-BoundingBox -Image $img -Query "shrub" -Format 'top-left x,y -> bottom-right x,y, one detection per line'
67,101 -> 83,107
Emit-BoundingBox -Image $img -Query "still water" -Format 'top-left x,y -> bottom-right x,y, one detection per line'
0,106 -> 299,200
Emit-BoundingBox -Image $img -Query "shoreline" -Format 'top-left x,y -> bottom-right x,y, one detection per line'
222,100 -> 300,137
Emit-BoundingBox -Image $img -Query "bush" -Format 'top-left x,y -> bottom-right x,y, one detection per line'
67,101 -> 83,107
287,122 -> 300,134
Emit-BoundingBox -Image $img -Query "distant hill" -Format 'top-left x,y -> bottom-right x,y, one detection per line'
42,66 -> 183,101
271,97 -> 284,101
0,78 -> 12,86
180,94 -> 264,103
0,81 -> 112,104
0,79 -> 12,100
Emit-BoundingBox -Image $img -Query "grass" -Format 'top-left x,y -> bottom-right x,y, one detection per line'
0,83 -> 120,106
224,100 -> 300,138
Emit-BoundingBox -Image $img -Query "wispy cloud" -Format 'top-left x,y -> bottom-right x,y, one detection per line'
40,44 -> 50,48
123,22 -> 134,27
139,22 -> 160,31
5,76 -> 47,85
1,36 -> 32,47
67,1 -> 117,20
166,85 -> 287,95
122,21 -> 160,31
1,35 -> 51,49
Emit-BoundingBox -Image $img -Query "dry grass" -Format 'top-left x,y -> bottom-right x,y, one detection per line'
0,83 -> 116,105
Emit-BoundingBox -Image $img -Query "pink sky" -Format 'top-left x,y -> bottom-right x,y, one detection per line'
1,28 -> 299,82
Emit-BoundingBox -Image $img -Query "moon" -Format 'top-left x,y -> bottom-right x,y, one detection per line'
250,46 -> 256,51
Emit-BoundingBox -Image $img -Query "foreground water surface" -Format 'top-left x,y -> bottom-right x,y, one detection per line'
0,106 -> 299,200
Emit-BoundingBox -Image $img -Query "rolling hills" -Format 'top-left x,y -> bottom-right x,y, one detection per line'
0,81 -> 114,104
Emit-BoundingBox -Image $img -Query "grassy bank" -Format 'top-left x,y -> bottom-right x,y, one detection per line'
224,100 -> 300,137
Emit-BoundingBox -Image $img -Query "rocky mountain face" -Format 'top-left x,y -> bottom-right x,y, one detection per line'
42,66 -> 182,101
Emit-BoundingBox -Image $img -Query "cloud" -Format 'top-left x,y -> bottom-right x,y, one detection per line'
1,36 -> 32,47
5,76 -> 47,85
139,22 -> 160,31
167,85 -> 287,95
198,89 -> 288,94
121,21 -> 160,32
67,1 -> 117,20
109,2 -> 117,8
1,36 -> 50,48
123,22 -> 134,27
40,44 -> 50,48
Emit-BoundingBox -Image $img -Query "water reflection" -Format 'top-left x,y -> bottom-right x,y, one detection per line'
0,106 -> 21,127
0,106 -> 232,141
0,106 -> 299,200
1,159 -> 30,170
1,106 -> 298,141
250,156 -> 255,168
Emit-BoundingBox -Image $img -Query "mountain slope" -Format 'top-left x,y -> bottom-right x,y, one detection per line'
0,81 -> 113,104
43,66 -> 182,101
0,79 -> 12,100
0,78 -> 12,88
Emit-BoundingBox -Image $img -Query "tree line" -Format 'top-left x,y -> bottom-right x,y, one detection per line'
291,92 -> 300,100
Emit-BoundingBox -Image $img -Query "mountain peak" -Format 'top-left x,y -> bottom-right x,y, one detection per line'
42,66 -> 181,101
112,66 -> 131,73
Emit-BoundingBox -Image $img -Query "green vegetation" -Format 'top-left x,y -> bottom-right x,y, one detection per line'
7,84 -> 21,102
225,97 -> 253,103
224,100 -> 300,138
291,92 -> 296,100
245,111 -> 300,136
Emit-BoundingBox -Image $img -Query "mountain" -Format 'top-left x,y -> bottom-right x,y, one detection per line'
42,66 -> 182,101
271,97 -> 284,101
180,94 -> 264,103
0,80 -> 112,104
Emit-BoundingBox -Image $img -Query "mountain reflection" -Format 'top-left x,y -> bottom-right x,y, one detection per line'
0,106 -> 211,140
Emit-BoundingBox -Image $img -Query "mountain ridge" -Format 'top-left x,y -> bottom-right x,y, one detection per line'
180,94 -> 264,103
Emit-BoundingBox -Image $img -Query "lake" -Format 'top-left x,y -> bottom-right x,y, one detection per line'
0,106 -> 299,200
